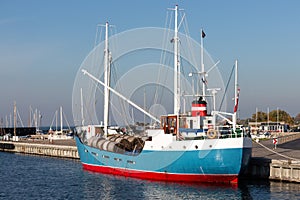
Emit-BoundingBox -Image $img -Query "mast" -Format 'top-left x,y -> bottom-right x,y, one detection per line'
29,105 -> 32,127
200,28 -> 206,100
256,107 -> 258,133
5,115 -> 8,128
143,88 -> 146,130
55,110 -> 58,133
232,60 -> 238,131
35,109 -> 38,131
60,106 -> 63,133
103,22 -> 110,137
80,88 -> 84,126
277,107 -> 279,132
39,110 -> 41,129
173,5 -> 180,116
13,101 -> 16,137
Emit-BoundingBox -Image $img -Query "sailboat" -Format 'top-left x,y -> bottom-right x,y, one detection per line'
74,5 -> 252,184
48,106 -> 73,139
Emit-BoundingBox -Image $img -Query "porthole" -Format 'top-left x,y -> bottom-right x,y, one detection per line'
127,160 -> 136,164
91,152 -> 98,156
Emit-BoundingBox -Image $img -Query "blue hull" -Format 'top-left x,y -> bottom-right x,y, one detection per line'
75,136 -> 252,183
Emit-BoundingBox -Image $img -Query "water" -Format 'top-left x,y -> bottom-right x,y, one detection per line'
0,152 -> 299,200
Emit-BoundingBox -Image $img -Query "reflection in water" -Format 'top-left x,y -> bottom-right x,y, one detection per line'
0,152 -> 299,200
270,181 -> 300,199
82,171 -> 242,199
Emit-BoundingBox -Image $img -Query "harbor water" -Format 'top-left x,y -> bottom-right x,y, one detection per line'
0,152 -> 299,200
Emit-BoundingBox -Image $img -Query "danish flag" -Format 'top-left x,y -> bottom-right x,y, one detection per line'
234,88 -> 240,113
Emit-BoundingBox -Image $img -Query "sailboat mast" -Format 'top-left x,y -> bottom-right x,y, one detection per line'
60,106 -> 63,133
34,108 -> 38,128
29,105 -> 31,127
13,101 -> 16,137
55,110 -> 58,133
103,22 -> 110,137
173,5 -> 180,115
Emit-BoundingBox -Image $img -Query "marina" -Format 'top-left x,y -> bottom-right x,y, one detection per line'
1,135 -> 300,199
1,132 -> 300,183
1,3 -> 300,185
1,1 -> 300,199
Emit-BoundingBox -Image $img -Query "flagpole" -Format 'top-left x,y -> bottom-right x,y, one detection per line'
256,107 -> 258,134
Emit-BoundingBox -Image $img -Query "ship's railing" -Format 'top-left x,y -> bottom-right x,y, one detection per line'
215,125 -> 249,139
178,125 -> 250,140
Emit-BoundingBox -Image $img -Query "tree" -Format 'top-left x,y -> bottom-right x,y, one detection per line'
250,109 -> 294,125
269,109 -> 294,125
251,111 -> 267,122
294,113 -> 300,125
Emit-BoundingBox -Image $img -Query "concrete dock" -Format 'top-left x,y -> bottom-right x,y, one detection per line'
243,133 -> 300,183
0,139 -> 79,159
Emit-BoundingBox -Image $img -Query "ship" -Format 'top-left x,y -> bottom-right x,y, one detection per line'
73,5 -> 252,184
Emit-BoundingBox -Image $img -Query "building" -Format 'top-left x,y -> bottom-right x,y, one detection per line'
248,121 -> 288,134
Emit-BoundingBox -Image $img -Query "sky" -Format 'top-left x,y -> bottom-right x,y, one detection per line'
1,0 -> 300,127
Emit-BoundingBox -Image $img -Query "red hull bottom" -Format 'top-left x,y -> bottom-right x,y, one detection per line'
82,163 -> 238,184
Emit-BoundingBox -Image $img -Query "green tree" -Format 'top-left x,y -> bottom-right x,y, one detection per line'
269,109 -> 293,125
251,111 -> 267,122
250,109 -> 294,125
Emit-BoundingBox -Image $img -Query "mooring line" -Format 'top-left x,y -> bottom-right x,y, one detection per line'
254,140 -> 300,161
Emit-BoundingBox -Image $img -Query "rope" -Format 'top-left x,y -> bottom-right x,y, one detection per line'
254,140 -> 300,161
110,62 -> 132,126
150,10 -> 173,125
218,64 -> 235,111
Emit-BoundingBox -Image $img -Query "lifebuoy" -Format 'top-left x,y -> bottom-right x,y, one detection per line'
207,129 -> 217,139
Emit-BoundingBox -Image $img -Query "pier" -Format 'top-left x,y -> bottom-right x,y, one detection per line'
0,139 -> 79,159
243,132 -> 300,183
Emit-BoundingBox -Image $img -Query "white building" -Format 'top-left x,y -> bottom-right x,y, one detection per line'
248,121 -> 288,133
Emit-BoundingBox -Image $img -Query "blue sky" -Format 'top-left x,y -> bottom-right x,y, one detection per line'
1,0 -> 300,127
